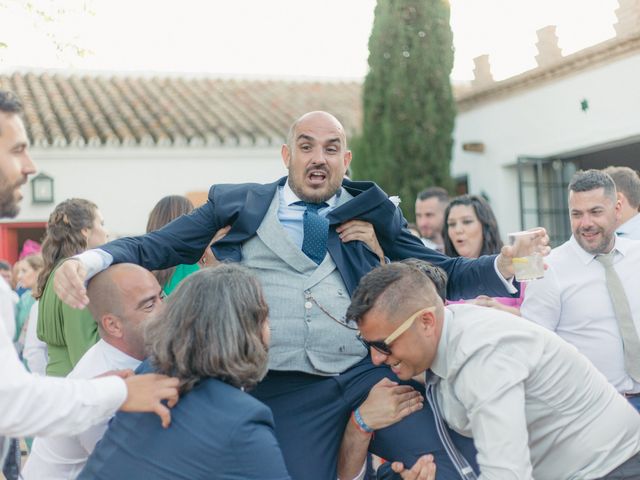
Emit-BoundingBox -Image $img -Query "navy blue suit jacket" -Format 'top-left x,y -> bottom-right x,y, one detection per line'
79,361 -> 291,480
103,177 -> 510,299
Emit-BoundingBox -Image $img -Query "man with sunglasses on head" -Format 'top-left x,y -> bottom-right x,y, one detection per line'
346,261 -> 640,480
53,111 -> 548,480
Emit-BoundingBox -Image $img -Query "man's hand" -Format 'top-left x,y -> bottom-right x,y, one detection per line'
121,374 -> 180,428
54,259 -> 90,309
359,378 -> 424,430
390,454 -> 436,480
199,225 -> 231,268
496,228 -> 550,279
337,220 -> 385,264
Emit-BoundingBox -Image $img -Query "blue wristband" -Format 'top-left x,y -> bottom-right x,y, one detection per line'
353,407 -> 374,433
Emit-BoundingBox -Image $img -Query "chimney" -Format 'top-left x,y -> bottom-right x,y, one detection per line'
614,0 -> 640,38
472,55 -> 494,88
535,25 -> 563,67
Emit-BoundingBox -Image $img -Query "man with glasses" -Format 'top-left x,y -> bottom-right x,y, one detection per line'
347,261 -> 640,479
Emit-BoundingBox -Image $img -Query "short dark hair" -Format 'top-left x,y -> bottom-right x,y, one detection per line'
568,169 -> 616,201
145,264 -> 269,393
603,166 -> 640,209
0,91 -> 23,115
399,259 -> 447,301
347,262 -> 440,326
416,186 -> 449,204
0,91 -> 23,136
442,194 -> 503,257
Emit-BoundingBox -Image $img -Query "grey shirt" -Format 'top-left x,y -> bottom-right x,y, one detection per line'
432,304 -> 640,480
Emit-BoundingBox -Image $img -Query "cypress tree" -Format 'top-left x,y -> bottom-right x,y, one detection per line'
353,0 -> 455,218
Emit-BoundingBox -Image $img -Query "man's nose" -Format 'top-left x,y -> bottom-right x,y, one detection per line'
371,348 -> 388,366
21,151 -> 36,175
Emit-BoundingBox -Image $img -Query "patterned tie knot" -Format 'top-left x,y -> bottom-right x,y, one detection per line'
297,201 -> 328,212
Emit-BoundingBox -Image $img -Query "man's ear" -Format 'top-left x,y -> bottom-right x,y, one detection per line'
101,314 -> 123,338
281,144 -> 291,169
417,309 -> 437,334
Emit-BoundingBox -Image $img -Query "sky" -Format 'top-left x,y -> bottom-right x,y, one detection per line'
0,0 -> 620,83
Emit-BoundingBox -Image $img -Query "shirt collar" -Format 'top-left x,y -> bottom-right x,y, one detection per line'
429,307 -> 451,380
568,234 -> 630,265
282,179 -> 340,208
617,213 -> 640,236
99,339 -> 142,371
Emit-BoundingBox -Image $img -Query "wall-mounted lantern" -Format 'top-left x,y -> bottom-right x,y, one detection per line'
31,173 -> 54,204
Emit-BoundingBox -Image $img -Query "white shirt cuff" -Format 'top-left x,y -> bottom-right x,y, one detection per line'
72,249 -> 114,281
493,257 -> 518,294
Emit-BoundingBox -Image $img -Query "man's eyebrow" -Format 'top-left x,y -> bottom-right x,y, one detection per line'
326,137 -> 341,145
296,134 -> 315,143
136,293 -> 159,309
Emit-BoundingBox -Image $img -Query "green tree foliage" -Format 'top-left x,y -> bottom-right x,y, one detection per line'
353,0 -> 455,218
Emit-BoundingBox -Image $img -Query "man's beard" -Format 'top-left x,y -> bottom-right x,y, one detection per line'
0,176 -> 23,218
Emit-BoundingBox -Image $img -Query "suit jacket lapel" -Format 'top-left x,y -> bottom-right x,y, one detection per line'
326,180 -> 391,225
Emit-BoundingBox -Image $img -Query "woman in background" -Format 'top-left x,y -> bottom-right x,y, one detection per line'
443,194 -> 522,315
14,254 -> 44,354
146,195 -> 227,295
35,199 -> 109,376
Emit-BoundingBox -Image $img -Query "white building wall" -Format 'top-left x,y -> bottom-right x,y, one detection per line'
8,146 -> 287,236
451,51 -> 640,237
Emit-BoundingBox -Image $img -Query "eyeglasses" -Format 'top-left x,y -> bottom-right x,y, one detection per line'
357,307 -> 435,356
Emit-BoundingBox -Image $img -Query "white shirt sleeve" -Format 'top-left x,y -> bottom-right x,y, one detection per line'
0,277 -> 16,340
23,301 -> 48,376
492,257 -> 518,294
519,265 -> 562,331
72,249 -> 114,281
0,318 -> 127,437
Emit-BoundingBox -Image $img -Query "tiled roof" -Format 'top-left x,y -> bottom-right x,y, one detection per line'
0,72 -> 362,148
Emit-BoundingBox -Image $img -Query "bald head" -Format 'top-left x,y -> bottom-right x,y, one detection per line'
87,263 -> 163,360
287,111 -> 348,150
88,264 -> 149,322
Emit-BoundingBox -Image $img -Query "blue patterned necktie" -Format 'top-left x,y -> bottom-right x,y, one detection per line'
296,201 -> 329,264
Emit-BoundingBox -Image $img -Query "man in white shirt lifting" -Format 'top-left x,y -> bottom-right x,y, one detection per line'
347,261 -> 640,480
24,263 -> 164,479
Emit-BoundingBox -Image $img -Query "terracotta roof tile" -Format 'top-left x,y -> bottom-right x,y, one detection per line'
0,72 -> 362,148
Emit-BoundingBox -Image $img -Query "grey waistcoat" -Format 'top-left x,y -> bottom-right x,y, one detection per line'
240,191 -> 367,375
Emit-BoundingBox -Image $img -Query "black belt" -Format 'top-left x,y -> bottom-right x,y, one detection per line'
624,392 -> 640,398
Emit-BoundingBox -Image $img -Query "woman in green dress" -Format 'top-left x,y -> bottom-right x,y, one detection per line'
34,199 -> 109,377
146,195 -> 207,295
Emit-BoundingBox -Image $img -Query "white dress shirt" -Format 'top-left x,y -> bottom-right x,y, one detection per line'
617,213 -> 640,240
23,301 -> 48,375
432,304 -> 640,480
0,317 -> 126,438
24,340 -> 141,479
521,235 -> 640,393
0,276 -> 17,340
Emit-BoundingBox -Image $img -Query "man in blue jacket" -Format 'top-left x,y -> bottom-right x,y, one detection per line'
55,111 -> 547,479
